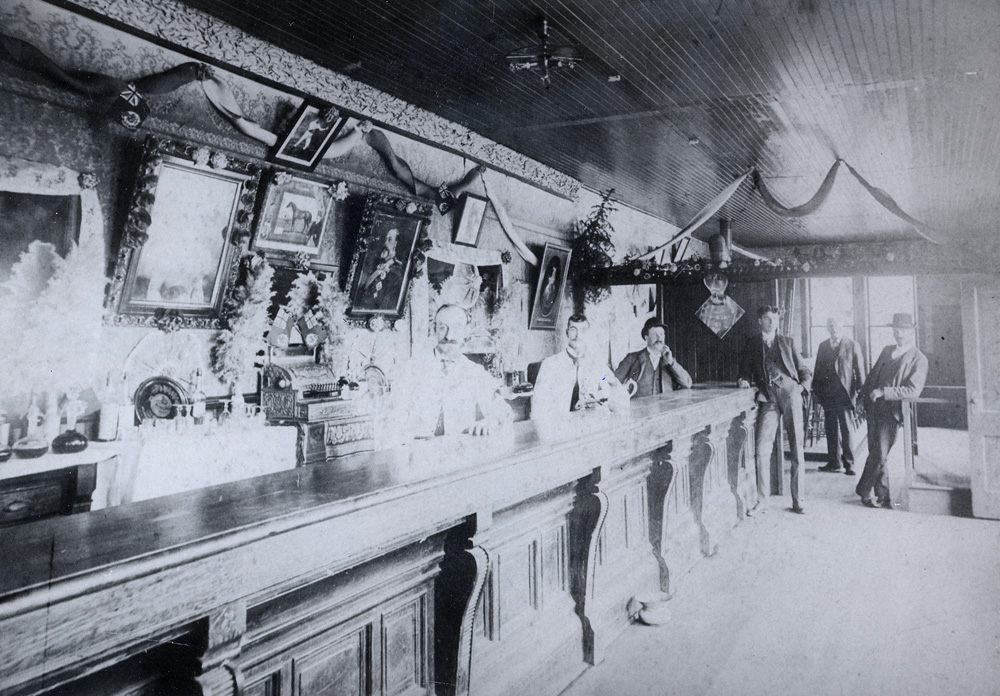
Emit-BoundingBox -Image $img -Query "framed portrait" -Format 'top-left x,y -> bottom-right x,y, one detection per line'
453,193 -> 488,247
106,137 -> 261,330
529,242 -> 572,331
347,194 -> 432,320
253,172 -> 342,265
270,103 -> 348,171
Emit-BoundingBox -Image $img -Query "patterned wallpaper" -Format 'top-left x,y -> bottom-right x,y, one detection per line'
51,0 -> 580,200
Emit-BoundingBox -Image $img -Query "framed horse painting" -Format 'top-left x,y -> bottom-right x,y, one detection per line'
252,172 -> 343,269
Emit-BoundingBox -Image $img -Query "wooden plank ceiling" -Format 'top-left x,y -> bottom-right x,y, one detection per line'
178,0 -> 1000,249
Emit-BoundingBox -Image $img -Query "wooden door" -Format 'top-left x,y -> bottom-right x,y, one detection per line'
961,279 -> 1000,519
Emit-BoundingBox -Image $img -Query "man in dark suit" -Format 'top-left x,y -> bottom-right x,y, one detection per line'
738,305 -> 812,514
855,313 -> 928,509
813,317 -> 866,475
614,317 -> 693,398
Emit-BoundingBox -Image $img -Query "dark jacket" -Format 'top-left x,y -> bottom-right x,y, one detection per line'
614,349 -> 693,397
738,333 -> 812,398
859,344 -> 929,423
813,336 -> 865,408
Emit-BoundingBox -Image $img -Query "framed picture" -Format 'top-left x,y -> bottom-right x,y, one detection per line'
253,172 -> 341,262
106,136 -> 261,330
270,104 -> 348,171
347,194 -> 433,320
453,193 -> 488,247
529,242 -> 572,331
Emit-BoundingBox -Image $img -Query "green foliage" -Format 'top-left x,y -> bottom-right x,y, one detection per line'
570,189 -> 618,309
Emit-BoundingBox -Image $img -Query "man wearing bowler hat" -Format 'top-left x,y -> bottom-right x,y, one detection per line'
855,312 -> 928,509
614,317 -> 693,398
737,305 -> 812,515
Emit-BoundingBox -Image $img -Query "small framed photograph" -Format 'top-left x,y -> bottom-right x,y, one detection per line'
270,104 -> 348,170
529,242 -> 572,331
347,194 -> 433,320
453,193 -> 488,247
253,172 -> 338,257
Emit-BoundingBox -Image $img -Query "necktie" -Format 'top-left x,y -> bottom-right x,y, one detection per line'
570,361 -> 580,411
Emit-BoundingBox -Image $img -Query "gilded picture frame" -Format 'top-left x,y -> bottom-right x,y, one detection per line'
347,193 -> 432,321
106,136 -> 261,330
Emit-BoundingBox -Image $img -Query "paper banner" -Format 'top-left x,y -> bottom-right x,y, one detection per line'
841,161 -> 939,244
638,168 -> 753,261
754,160 -> 842,218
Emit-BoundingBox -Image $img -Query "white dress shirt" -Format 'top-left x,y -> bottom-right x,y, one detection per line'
388,349 -> 510,441
531,350 -> 628,428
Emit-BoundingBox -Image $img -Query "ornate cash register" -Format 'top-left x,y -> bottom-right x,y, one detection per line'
260,362 -> 375,464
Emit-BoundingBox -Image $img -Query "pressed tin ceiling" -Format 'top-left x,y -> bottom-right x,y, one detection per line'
175,0 -> 1000,249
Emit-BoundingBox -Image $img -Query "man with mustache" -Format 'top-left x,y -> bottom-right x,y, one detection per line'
389,304 -> 511,441
813,317 -> 865,475
737,305 -> 812,515
855,313 -> 928,509
614,317 -> 693,398
532,313 -> 629,431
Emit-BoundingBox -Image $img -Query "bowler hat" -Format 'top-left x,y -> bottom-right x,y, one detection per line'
641,317 -> 668,338
891,313 -> 915,329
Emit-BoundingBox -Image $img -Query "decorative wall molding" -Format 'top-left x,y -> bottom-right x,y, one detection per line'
58,0 -> 580,200
608,238 -> 1000,285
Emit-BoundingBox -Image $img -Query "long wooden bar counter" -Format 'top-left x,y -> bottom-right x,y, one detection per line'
0,386 -> 755,696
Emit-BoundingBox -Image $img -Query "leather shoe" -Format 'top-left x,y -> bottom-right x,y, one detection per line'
878,498 -> 893,509
844,467 -> 855,476
791,505 -> 805,514
818,463 -> 842,473
860,497 -> 876,508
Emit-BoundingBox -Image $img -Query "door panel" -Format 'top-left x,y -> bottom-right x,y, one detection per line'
961,280 -> 1000,519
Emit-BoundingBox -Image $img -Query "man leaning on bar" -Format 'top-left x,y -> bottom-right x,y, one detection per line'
737,305 -> 812,516
614,317 -> 693,398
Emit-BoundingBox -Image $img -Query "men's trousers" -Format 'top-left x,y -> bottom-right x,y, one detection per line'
856,411 -> 899,503
822,405 -> 855,468
754,384 -> 806,509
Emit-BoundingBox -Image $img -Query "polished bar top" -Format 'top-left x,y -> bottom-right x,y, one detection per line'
0,386 -> 751,603
0,387 -> 753,696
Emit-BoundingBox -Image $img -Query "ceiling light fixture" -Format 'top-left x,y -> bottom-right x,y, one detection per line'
506,18 -> 583,89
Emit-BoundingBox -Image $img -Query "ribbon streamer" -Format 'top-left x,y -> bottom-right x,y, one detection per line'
639,168 -> 753,261
754,160 -> 842,218
841,161 -> 939,244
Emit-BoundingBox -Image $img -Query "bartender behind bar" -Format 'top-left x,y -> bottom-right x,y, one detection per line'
614,317 -> 693,398
387,304 -> 511,442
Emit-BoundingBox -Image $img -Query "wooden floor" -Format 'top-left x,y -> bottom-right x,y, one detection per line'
561,462 -> 1000,696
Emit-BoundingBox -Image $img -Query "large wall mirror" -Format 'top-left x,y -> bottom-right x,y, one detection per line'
106,137 -> 261,330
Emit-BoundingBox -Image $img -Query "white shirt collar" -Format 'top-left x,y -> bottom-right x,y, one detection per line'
762,331 -> 777,346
